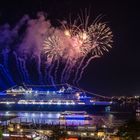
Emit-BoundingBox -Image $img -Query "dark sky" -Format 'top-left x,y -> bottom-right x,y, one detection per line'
0,0 -> 140,96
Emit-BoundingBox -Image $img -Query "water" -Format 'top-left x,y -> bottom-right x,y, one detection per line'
0,111 -> 137,127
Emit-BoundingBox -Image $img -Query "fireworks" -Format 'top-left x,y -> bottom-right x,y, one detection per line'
88,23 -> 113,56
42,13 -> 113,84
0,11 -> 113,86
43,35 -> 63,59
43,19 -> 113,59
64,30 -> 71,37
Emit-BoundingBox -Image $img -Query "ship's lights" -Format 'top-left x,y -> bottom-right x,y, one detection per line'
32,113 -> 35,117
66,102 -> 69,105
25,113 -> 28,116
5,111 -> 9,115
57,101 -> 61,105
40,113 -> 43,117
2,133 -> 10,137
78,102 -> 85,105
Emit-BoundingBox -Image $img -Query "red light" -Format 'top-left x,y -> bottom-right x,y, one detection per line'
65,138 -> 78,140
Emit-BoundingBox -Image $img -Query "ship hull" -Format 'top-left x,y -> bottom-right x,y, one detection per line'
0,104 -> 110,113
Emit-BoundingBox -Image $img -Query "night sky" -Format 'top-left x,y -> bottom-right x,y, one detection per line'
0,0 -> 140,96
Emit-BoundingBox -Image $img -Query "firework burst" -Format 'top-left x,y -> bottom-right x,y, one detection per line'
88,23 -> 113,56
43,35 -> 63,59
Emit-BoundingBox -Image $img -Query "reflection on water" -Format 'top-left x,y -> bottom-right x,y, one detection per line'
0,111 -> 134,127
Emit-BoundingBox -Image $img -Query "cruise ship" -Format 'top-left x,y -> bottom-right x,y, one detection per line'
0,84 -> 112,112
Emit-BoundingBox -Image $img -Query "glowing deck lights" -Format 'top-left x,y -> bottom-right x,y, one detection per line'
2,133 -> 10,137
40,113 -> 43,117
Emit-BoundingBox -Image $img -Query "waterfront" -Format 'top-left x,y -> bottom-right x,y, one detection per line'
0,110 -> 139,140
